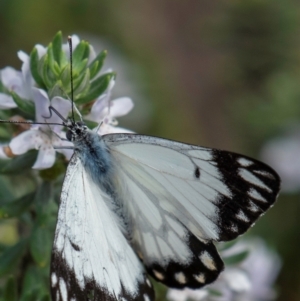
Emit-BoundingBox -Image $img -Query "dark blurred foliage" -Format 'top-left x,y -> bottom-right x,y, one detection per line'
0,0 -> 300,300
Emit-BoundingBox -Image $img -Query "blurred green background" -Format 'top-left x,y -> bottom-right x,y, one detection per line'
0,0 -> 300,300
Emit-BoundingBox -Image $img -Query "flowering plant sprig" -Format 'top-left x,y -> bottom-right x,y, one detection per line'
0,32 -> 133,300
0,31 -> 133,171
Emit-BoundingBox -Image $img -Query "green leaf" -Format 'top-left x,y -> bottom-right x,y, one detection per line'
3,276 -> 18,301
223,250 -> 249,265
30,224 -> 52,267
218,240 -> 237,251
0,175 -> 14,200
72,41 -> 90,73
74,57 -> 88,76
21,265 -> 45,297
207,288 -> 223,297
89,50 -> 107,79
0,150 -> 38,174
34,181 -> 52,214
10,92 -> 35,116
0,192 -> 35,219
30,48 -> 45,88
59,64 -> 71,94
52,31 -> 63,65
76,72 -> 114,104
47,45 -> 59,77
41,55 -> 55,90
0,239 -> 28,277
73,69 -> 90,96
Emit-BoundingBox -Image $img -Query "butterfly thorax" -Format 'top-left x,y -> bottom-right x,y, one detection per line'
66,121 -> 117,197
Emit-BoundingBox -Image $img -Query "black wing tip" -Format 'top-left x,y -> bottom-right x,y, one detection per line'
145,234 -> 224,290
212,150 -> 281,242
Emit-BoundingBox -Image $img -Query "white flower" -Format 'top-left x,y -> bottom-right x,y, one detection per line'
9,88 -> 73,169
85,79 -> 134,135
261,125 -> 300,192
0,50 -> 36,109
0,35 -> 82,111
167,288 -> 208,301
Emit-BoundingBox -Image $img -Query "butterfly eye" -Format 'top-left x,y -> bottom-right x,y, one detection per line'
66,130 -> 72,141
76,128 -> 81,135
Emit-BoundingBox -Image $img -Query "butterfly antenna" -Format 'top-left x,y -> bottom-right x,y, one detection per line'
68,36 -> 75,124
95,120 -> 104,133
0,119 -> 63,126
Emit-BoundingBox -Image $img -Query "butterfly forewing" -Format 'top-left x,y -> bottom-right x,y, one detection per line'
103,134 -> 280,288
51,155 -> 154,301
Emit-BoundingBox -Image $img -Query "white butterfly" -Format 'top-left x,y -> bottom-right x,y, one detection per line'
50,120 -> 280,301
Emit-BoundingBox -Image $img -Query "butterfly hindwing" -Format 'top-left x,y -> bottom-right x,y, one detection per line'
51,155 -> 154,301
103,134 -> 280,288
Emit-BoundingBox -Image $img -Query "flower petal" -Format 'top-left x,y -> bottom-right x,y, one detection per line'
89,45 -> 97,62
10,130 -> 44,155
56,148 -> 73,160
32,146 -> 56,169
18,51 -> 35,98
1,67 -> 23,90
62,35 -> 80,56
52,132 -> 74,160
85,94 -> 109,122
34,44 -> 47,58
167,288 -> 208,301
98,124 -> 134,136
32,88 -> 50,123
109,97 -> 134,117
0,93 -> 17,109
51,97 -> 71,127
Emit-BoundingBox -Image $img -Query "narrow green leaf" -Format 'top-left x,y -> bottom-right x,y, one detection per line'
47,45 -> 59,77
0,150 -> 37,174
0,175 -> 14,200
53,61 -> 61,75
3,276 -> 18,301
89,50 -> 107,79
73,69 -> 90,96
218,240 -> 237,251
0,192 -> 35,219
30,227 -> 52,267
59,64 -> 71,93
52,31 -> 62,65
0,239 -> 28,277
223,250 -> 249,265
21,265 -> 44,297
76,72 -> 114,104
207,288 -> 223,297
74,58 -> 88,76
72,41 -> 90,72
30,48 -> 45,88
41,55 -> 54,90
34,181 -> 52,214
10,92 -> 35,116
0,79 -> 6,92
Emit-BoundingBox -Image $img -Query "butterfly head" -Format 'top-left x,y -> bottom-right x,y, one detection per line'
66,121 -> 88,142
